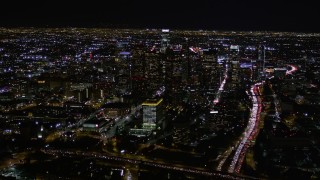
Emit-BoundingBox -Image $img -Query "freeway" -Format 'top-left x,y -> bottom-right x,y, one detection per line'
286,64 -> 298,75
222,63 -> 299,173
41,148 -> 257,180
228,82 -> 263,173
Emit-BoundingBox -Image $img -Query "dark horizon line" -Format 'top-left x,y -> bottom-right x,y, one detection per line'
0,23 -> 319,34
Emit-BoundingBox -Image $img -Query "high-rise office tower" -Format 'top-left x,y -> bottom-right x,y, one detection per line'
142,98 -> 164,131
160,29 -> 170,53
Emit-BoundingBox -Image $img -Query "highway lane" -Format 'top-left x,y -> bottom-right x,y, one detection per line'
213,64 -> 229,106
225,63 -> 298,173
286,64 -> 298,75
228,82 -> 263,173
41,148 -> 257,180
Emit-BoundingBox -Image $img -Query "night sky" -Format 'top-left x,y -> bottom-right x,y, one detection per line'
0,0 -> 319,32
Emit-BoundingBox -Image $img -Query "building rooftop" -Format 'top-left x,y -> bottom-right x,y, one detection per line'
142,98 -> 163,106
